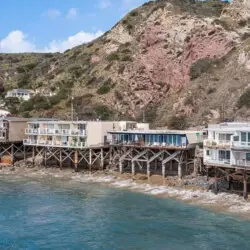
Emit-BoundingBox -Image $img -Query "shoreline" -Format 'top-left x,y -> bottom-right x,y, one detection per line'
1,163 -> 250,219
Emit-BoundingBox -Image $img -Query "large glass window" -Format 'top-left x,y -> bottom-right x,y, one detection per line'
242,132 -> 247,142
219,150 -> 230,160
246,153 -> 250,161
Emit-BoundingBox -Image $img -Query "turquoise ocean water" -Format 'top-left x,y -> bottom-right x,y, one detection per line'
1,175 -> 250,250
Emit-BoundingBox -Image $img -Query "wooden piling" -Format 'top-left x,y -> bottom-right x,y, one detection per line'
59,149 -> 62,170
32,146 -> 35,168
178,162 -> 182,179
74,150 -> 78,172
119,160 -> 123,174
147,162 -> 150,180
162,163 -> 166,179
243,173 -> 248,200
132,161 -> 135,176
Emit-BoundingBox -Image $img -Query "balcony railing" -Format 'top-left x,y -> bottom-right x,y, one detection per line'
25,128 -> 86,137
204,139 -> 231,148
231,141 -> 250,149
23,139 -> 85,148
204,158 -> 230,165
233,160 -> 250,168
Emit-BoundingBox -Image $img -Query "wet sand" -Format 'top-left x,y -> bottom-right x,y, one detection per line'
1,163 -> 250,219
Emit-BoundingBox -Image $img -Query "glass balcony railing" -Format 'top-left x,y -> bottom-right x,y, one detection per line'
204,139 -> 231,147
25,128 -> 86,137
23,139 -> 85,148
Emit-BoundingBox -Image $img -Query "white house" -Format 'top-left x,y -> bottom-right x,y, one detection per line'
23,120 -> 149,148
204,122 -> 250,168
5,89 -> 34,101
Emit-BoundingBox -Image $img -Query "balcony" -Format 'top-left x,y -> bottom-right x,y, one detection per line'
23,139 -> 85,148
204,158 -> 231,166
233,160 -> 250,168
231,141 -> 250,150
204,139 -> 231,148
25,128 -> 86,137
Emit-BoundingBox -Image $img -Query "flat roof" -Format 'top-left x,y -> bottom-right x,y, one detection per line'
3,117 -> 29,122
109,130 -> 202,135
27,120 -> 143,124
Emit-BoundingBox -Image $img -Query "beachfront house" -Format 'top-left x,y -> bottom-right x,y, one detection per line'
0,117 -> 29,142
24,120 -> 149,148
5,89 -> 34,101
108,129 -> 203,149
204,123 -> 250,168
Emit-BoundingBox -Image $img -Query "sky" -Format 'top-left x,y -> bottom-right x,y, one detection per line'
0,0 -> 149,53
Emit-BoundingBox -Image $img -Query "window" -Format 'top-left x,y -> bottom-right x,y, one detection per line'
246,153 -> 250,161
206,150 -> 210,156
219,150 -> 230,160
233,136 -> 239,141
242,132 -> 247,142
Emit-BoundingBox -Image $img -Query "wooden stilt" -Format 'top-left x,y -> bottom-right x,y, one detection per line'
147,162 -> 150,180
243,173 -> 248,200
214,168 -> 219,195
170,160 -> 173,171
11,144 -> 14,167
32,146 -> 35,168
74,150 -> 78,172
132,161 -> 135,176
162,163 -> 166,179
100,148 -> 104,170
44,147 -> 47,168
178,162 -> 182,179
89,149 -> 92,172
24,145 -> 26,164
60,148 -> 62,170
119,160 -> 123,174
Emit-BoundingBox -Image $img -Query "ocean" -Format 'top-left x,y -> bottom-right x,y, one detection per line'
1,174 -> 250,250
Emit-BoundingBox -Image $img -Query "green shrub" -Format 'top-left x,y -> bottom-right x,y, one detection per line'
184,96 -> 193,106
17,73 -> 31,88
167,115 -> 187,130
237,88 -> 250,109
130,10 -> 138,17
68,64 -> 82,78
94,105 -> 114,120
207,87 -> 216,94
121,55 -> 133,61
189,58 -> 215,80
96,79 -> 114,95
97,85 -> 111,95
107,53 -> 120,61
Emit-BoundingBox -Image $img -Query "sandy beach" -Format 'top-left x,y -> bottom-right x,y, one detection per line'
1,161 -> 250,219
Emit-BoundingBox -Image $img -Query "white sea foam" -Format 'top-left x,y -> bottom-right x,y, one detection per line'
69,173 -> 250,215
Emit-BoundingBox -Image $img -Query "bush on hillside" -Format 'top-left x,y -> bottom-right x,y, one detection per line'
237,88 -> 250,109
167,115 -> 187,130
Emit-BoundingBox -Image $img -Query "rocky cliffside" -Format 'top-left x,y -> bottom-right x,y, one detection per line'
1,0 -> 250,128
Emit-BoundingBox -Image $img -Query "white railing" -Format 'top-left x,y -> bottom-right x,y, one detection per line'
23,139 -> 85,148
204,139 -> 231,147
204,158 -> 230,165
25,128 -> 86,137
232,141 -> 250,149
234,160 -> 250,168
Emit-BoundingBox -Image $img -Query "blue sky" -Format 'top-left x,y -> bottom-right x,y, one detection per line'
0,0 -> 149,53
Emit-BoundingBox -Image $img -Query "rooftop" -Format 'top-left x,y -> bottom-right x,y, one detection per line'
207,122 -> 250,132
7,89 -> 33,94
109,130 -> 202,135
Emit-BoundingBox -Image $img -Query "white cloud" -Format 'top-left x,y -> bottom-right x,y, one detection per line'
0,30 -> 103,53
0,30 -> 36,53
43,9 -> 61,19
67,8 -> 78,19
98,0 -> 112,9
44,31 -> 103,52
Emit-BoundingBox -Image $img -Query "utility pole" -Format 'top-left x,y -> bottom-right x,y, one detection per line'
71,94 -> 74,121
